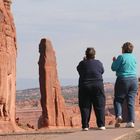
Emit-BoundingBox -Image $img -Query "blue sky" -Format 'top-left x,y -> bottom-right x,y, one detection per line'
12,0 -> 140,87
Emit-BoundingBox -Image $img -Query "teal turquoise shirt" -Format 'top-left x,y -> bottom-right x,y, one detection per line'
111,53 -> 137,77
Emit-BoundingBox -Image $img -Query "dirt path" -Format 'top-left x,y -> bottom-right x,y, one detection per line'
1,122 -> 140,140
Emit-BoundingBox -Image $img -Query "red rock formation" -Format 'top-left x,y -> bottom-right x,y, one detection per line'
38,38 -> 70,128
0,0 -> 17,132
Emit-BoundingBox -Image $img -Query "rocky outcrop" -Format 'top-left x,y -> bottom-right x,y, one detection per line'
38,38 -> 71,128
0,0 -> 17,131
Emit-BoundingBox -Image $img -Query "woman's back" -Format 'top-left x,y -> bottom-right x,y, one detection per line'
77,59 -> 104,86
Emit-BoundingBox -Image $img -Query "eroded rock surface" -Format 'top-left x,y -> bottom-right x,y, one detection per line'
38,38 -> 70,128
0,0 -> 17,132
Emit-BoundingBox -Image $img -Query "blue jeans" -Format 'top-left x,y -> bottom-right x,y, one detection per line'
114,77 -> 138,123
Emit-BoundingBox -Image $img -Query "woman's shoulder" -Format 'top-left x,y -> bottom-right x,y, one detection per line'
94,59 -> 102,62
94,59 -> 103,65
122,53 -> 135,58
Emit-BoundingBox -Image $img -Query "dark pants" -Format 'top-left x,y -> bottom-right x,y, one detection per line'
114,77 -> 138,122
78,83 -> 105,128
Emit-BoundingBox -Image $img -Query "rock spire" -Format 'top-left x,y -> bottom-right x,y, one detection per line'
38,38 -> 70,128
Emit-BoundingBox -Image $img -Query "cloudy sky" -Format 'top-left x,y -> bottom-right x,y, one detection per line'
11,0 -> 140,88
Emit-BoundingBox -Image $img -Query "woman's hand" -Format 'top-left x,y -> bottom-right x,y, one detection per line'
113,56 -> 116,61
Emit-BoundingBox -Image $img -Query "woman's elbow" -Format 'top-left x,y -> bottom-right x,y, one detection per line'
111,67 -> 116,71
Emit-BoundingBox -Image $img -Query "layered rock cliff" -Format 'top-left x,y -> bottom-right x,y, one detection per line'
0,0 -> 17,131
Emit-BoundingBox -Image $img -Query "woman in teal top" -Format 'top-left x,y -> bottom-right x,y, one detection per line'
111,42 -> 138,128
111,52 -> 137,77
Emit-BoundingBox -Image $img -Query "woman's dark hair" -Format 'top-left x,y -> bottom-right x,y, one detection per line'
122,42 -> 134,53
85,47 -> 96,59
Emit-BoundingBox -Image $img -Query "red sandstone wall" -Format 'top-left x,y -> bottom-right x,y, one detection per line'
0,0 -> 17,131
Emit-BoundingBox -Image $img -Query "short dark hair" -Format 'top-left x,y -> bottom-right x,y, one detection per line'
122,42 -> 134,53
85,47 -> 96,59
